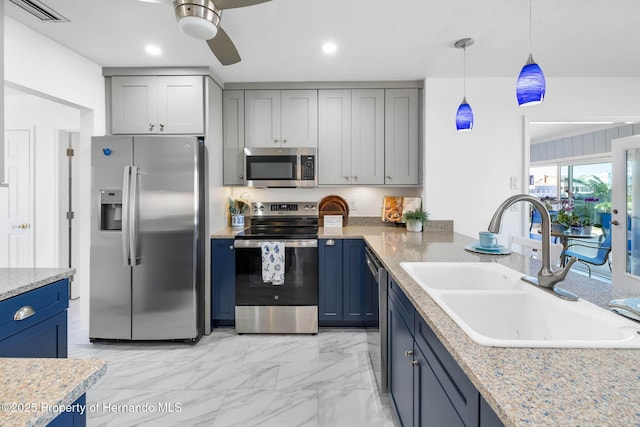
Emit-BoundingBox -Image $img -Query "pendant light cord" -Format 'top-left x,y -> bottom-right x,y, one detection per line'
529,0 -> 533,54
463,45 -> 467,98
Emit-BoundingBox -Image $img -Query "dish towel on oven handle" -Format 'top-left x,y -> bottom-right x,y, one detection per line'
261,241 -> 285,285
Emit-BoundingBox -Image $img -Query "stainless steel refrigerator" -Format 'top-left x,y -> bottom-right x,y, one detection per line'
90,135 -> 205,342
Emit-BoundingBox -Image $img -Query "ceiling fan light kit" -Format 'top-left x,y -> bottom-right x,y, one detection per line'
174,0 -> 221,40
455,37 -> 474,132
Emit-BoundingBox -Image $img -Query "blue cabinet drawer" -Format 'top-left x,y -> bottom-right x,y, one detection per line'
414,314 -> 479,427
388,278 -> 415,336
0,279 -> 69,341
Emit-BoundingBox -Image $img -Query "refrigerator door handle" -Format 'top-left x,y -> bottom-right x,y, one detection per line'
130,166 -> 140,265
122,166 -> 132,266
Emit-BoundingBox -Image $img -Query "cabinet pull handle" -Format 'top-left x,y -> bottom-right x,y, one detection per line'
411,359 -> 419,366
326,239 -> 335,246
344,176 -> 349,181
274,139 -> 279,144
612,220 -> 620,226
149,123 -> 155,131
404,349 -> 413,357
387,176 -> 392,180
14,306 -> 36,321
239,175 -> 244,179
159,123 -> 164,131
283,139 -> 287,144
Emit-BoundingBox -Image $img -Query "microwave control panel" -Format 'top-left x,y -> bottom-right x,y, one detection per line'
301,155 -> 315,181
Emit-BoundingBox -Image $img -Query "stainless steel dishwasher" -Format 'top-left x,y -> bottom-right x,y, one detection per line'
365,246 -> 388,394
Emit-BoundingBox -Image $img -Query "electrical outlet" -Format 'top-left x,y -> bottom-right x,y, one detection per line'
348,198 -> 357,210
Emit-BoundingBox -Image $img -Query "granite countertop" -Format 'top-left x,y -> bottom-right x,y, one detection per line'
0,268 -> 75,302
212,224 -> 640,426
0,358 -> 107,427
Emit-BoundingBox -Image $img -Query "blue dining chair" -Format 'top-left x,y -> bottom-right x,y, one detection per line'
562,231 -> 612,277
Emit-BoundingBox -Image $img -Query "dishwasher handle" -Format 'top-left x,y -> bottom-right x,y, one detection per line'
365,247 -> 382,282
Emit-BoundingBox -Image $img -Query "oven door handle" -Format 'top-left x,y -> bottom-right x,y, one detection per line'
234,239 -> 318,249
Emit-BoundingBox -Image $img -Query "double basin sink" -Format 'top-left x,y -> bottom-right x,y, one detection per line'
400,262 -> 640,348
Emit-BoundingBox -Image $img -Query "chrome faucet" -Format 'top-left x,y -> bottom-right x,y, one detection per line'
488,194 -> 579,301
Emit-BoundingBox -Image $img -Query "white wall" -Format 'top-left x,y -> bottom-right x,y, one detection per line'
5,16 -> 105,328
423,76 -> 640,244
4,94 -> 80,267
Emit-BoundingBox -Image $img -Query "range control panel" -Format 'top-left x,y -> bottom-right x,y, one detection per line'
251,202 -> 318,216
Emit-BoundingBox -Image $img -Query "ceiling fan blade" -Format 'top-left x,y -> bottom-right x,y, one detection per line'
213,0 -> 271,10
206,27 -> 241,65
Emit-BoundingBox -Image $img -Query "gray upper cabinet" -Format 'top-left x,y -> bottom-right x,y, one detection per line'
245,89 -> 318,148
223,90 -> 245,185
111,75 -> 204,135
318,89 -> 384,185
385,88 -> 420,185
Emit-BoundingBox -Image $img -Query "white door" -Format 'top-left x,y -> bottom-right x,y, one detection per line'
4,129 -> 34,267
612,134 -> 640,291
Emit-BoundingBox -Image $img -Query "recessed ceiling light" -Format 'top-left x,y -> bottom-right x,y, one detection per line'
322,41 -> 337,55
145,45 -> 162,56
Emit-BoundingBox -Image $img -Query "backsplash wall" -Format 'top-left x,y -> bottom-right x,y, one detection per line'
227,187 -> 423,218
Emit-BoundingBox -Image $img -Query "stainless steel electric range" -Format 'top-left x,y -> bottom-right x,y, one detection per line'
234,202 -> 319,334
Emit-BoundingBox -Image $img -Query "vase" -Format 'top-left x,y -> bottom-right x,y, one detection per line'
406,220 -> 423,232
231,214 -> 245,228
570,225 -> 583,235
583,225 -> 592,235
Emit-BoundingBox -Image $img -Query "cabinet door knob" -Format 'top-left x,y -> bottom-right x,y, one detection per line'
404,349 -> 413,357
353,175 -> 358,181
149,123 -> 155,130
274,139 -> 279,144
411,359 -> 419,366
612,220 -> 620,226
239,175 -> 244,179
344,176 -> 349,181
159,123 -> 164,131
229,245 -> 234,250
387,176 -> 392,180
613,209 -> 619,214
326,239 -> 335,246
283,139 -> 287,144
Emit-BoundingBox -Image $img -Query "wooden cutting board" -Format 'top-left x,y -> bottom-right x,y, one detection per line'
319,195 -> 349,226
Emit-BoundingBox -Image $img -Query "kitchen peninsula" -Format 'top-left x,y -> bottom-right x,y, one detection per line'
212,224 -> 640,426
0,268 -> 106,426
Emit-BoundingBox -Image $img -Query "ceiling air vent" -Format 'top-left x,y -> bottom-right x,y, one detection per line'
8,0 -> 69,22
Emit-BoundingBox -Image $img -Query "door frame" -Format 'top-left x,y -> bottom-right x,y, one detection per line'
612,134 -> 640,291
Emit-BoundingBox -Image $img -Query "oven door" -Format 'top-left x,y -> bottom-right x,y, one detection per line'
234,239 -> 318,306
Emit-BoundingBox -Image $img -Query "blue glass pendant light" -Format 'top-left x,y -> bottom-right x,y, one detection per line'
517,0 -> 546,106
455,38 -> 474,132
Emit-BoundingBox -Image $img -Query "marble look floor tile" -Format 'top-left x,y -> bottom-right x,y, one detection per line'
186,362 -> 280,390
87,389 -> 225,427
93,360 -> 203,390
213,389 -> 318,427
319,389 -> 394,427
275,356 -> 366,391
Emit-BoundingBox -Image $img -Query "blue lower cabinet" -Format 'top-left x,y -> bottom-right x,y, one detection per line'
388,278 -> 503,427
47,395 -> 86,427
342,239 -> 366,322
211,239 -> 236,327
388,294 -> 415,427
318,238 -> 369,326
0,279 -> 69,358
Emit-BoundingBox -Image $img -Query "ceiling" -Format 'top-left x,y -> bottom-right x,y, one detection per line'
5,0 -> 640,84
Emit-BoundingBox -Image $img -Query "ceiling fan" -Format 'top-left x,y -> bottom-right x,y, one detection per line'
139,0 -> 272,65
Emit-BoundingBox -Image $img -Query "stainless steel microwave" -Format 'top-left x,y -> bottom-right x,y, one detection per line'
244,147 -> 317,188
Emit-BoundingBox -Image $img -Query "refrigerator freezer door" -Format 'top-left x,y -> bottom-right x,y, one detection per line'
131,136 -> 201,340
90,136 -> 134,340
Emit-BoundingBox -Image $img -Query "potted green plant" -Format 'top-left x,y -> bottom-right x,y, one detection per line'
403,209 -> 429,232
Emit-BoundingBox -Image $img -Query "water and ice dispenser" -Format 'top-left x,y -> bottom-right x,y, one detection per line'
99,190 -> 122,231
